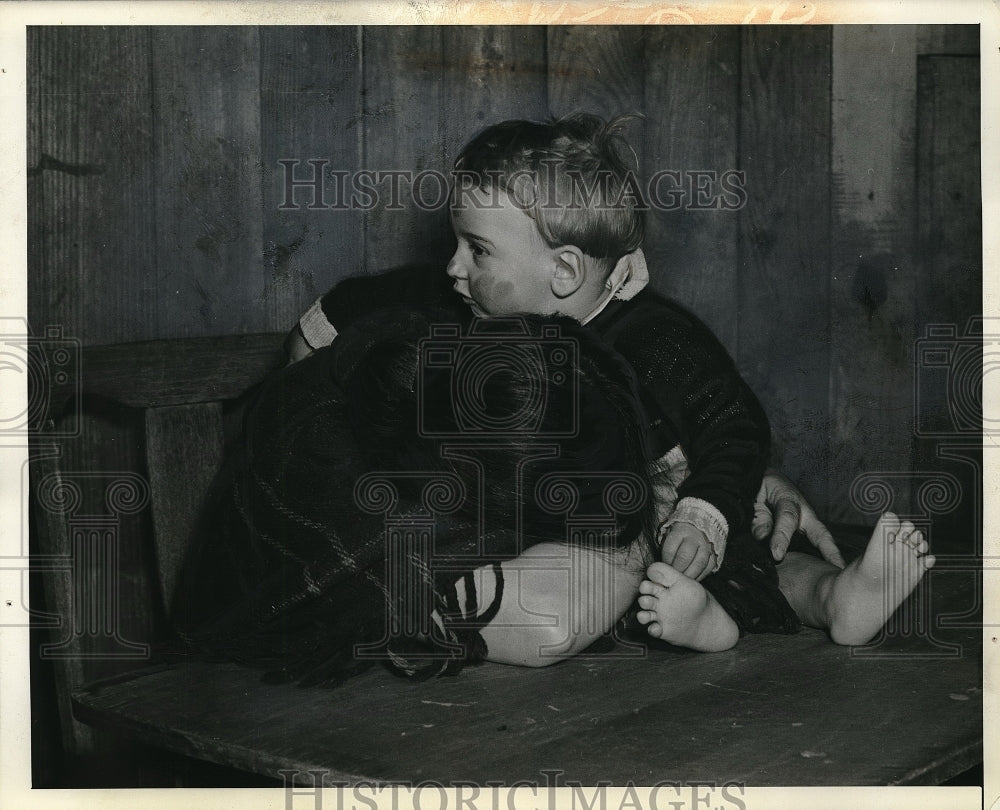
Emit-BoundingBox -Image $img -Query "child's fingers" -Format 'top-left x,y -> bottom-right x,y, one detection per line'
768,496 -> 801,561
683,544 -> 713,580
659,534 -> 683,565
693,548 -> 717,581
659,529 -> 681,552
751,502 -> 773,541
670,540 -> 698,572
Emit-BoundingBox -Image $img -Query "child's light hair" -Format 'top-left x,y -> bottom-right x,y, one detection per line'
452,113 -> 645,273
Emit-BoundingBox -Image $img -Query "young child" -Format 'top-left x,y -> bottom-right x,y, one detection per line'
296,115 -> 763,582
288,113 -> 935,653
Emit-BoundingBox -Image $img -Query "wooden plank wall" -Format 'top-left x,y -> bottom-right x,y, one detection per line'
738,27 -> 832,509
829,25 -> 981,526
28,23 -> 981,551
641,27 -> 740,354
259,27 -> 364,331
914,53 -> 983,552
830,25 -> 919,521
28,27 -> 163,718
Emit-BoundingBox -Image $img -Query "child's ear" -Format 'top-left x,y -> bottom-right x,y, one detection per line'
551,247 -> 586,299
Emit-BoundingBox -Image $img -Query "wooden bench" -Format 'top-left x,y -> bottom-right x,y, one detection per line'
32,336 -> 983,787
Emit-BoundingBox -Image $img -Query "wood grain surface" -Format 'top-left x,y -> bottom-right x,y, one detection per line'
828,25 -> 918,522
260,26 -> 365,333
73,565 -> 981,786
913,55 -> 983,558
150,27 -> 264,338
27,26 -> 158,345
362,26 -> 450,273
145,403 -> 225,616
736,26 -> 832,512
642,26 -> 740,356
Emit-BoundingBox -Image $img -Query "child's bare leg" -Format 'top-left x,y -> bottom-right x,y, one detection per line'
777,512 -> 935,645
636,562 -> 739,652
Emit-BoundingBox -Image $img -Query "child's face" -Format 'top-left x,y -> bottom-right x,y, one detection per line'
447,187 -> 558,317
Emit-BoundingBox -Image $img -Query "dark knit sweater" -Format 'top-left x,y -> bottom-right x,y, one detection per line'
300,264 -> 771,541
592,290 -> 770,538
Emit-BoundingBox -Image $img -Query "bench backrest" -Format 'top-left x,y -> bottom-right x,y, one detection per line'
32,333 -> 285,753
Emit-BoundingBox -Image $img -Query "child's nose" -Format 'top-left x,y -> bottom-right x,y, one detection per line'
446,253 -> 466,279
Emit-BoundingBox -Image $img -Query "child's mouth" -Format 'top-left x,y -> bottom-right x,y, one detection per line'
461,297 -> 486,317
452,286 -> 486,316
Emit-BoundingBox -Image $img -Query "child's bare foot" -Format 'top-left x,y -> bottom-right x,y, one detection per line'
825,512 -> 935,645
636,562 -> 739,652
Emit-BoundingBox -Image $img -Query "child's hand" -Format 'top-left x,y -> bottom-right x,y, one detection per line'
658,522 -> 717,581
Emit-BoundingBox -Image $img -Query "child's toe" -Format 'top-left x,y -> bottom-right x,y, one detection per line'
896,520 -> 916,544
646,561 -> 684,588
875,512 -> 901,542
638,579 -> 657,596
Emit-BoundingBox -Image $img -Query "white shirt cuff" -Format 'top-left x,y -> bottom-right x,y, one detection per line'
665,497 -> 729,571
298,297 -> 338,350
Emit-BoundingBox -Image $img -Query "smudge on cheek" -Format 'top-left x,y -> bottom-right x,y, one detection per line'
470,273 -> 515,313
492,280 -> 515,307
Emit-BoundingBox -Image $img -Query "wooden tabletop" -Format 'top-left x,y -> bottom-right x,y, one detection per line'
73,563 -> 981,787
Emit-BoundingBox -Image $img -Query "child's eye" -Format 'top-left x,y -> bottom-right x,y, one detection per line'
470,242 -> 488,259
